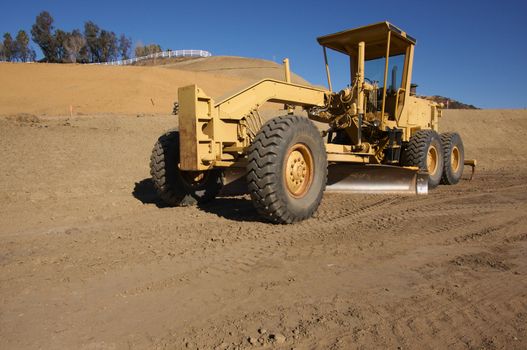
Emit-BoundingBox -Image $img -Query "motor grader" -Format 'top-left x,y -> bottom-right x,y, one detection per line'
150,22 -> 471,223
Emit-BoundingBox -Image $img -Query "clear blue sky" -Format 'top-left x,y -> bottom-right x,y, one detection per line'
1,0 -> 526,108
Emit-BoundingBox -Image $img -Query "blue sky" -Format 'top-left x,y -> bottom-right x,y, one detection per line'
1,0 -> 526,108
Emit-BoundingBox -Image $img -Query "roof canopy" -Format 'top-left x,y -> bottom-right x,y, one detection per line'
317,22 -> 416,60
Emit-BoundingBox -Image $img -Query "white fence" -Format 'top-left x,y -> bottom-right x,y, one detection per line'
98,49 -> 212,66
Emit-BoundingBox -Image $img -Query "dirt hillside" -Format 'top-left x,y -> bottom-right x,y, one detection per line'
0,62 -> 249,116
0,61 -> 526,350
440,109 -> 527,171
158,56 -> 311,85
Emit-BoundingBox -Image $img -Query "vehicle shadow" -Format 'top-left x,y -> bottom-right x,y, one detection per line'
132,178 -> 168,208
132,178 -> 266,222
198,197 -> 265,223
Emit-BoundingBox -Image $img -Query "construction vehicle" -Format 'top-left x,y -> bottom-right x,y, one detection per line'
150,22 -> 473,223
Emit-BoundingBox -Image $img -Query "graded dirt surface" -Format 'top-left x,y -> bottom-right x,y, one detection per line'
1,62 -> 526,349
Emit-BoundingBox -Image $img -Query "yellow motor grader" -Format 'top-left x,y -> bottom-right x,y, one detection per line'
150,22 -> 472,223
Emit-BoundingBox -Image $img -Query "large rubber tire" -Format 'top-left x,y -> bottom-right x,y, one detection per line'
150,130 -> 222,206
440,132 -> 464,185
247,116 -> 327,224
402,129 -> 444,189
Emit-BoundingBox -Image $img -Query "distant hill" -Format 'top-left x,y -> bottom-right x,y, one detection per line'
136,56 -> 311,86
422,95 -> 478,109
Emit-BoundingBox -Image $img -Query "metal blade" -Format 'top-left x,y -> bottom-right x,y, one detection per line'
220,163 -> 428,196
326,163 -> 428,195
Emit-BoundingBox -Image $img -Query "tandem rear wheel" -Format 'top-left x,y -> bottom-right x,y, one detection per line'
402,129 -> 464,188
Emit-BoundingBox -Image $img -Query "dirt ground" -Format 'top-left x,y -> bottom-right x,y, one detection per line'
1,61 -> 527,349
1,108 -> 526,350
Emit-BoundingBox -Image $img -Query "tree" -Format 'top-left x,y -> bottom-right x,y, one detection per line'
31,11 -> 57,62
54,29 -> 68,62
84,21 -> 100,62
118,34 -> 131,60
64,29 -> 86,63
134,43 -> 162,58
15,30 -> 32,61
134,41 -> 144,58
2,33 -> 15,61
29,48 -> 36,62
99,30 -> 118,62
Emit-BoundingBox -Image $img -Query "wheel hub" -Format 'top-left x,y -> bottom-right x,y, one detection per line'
427,146 -> 438,175
451,146 -> 460,172
285,144 -> 313,197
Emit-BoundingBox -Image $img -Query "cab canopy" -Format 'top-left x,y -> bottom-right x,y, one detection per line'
317,21 -> 416,60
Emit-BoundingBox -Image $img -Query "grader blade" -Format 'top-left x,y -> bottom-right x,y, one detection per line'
326,163 -> 428,195
220,164 -> 428,196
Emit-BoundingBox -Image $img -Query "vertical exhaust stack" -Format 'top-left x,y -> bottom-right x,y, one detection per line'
391,66 -> 398,93
283,58 -> 294,114
283,58 -> 291,83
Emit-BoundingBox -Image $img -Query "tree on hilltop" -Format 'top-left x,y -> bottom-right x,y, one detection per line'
23,11 -> 134,63
134,43 -> 162,58
31,11 -> 58,62
99,30 -> 118,62
15,30 -> 35,62
84,21 -> 101,62
64,29 -> 86,63
118,34 -> 132,60
2,33 -> 15,61
54,29 -> 69,62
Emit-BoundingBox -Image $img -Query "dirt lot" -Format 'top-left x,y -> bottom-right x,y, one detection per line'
1,62 -> 526,349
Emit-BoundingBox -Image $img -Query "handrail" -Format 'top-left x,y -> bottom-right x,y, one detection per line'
96,49 -> 212,66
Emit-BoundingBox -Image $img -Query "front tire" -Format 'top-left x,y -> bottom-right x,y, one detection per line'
440,132 -> 464,185
150,130 -> 222,206
247,116 -> 327,224
402,130 -> 444,189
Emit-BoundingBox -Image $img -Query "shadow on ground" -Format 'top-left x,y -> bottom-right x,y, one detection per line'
199,197 -> 265,223
132,178 -> 168,208
132,178 -> 266,222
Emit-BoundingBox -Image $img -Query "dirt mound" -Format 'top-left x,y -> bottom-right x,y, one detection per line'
0,62 -> 250,116
441,109 -> 527,171
0,59 -> 310,117
159,56 -> 311,85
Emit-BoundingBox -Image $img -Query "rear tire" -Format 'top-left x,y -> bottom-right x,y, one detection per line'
402,129 -> 444,189
247,116 -> 327,224
440,132 -> 464,185
150,130 -> 222,206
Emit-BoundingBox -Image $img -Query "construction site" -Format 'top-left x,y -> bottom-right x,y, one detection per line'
1,21 -> 527,349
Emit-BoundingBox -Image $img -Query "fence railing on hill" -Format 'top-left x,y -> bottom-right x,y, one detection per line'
98,49 -> 212,66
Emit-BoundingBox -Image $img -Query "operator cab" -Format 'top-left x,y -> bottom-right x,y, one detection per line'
317,21 -> 416,124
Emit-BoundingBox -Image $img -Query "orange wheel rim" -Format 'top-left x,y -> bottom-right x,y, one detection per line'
427,145 -> 439,175
451,146 -> 460,172
284,143 -> 313,198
